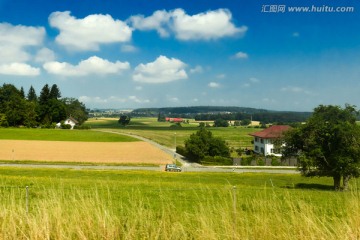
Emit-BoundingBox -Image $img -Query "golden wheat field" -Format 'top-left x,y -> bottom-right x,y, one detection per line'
0,140 -> 173,164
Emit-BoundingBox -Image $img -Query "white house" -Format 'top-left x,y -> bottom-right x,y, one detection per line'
64,116 -> 79,129
249,125 -> 291,157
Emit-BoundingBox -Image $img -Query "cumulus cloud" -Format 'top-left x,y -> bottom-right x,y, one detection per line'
121,44 -> 138,53
190,65 -> 203,74
128,8 -> 247,41
0,23 -> 45,63
49,11 -> 132,51
208,82 -> 220,88
128,10 -> 171,37
292,32 -> 300,37
129,95 -> 150,103
79,95 -> 145,104
34,48 -> 56,63
43,56 -> 130,76
133,55 -> 187,83
0,63 -> 40,76
233,51 -> 248,59
281,86 -> 312,95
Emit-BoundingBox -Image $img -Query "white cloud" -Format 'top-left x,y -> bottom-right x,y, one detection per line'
80,95 -> 146,104
128,10 -> 171,37
171,8 -> 246,40
249,77 -> 259,83
168,97 -> 179,102
217,74 -> 226,79
234,51 -> 248,59
0,63 -> 40,76
121,44 -> 138,52
0,23 -> 45,63
49,11 -> 132,51
129,8 -> 247,41
133,55 -> 187,83
129,95 -> 150,103
135,86 -> 143,91
292,32 -> 300,37
208,82 -> 220,88
190,65 -> 203,74
43,56 -> 130,76
35,48 -> 56,63
281,86 -> 312,95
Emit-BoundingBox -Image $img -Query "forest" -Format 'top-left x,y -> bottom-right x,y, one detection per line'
132,106 -> 312,123
0,83 -> 88,127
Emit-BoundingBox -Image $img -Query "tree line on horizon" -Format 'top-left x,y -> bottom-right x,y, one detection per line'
131,106 -> 312,124
0,83 -> 88,128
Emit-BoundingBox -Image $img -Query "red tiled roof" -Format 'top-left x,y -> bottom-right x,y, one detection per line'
249,125 -> 291,139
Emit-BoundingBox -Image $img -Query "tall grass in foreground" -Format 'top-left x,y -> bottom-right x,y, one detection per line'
0,184 -> 359,239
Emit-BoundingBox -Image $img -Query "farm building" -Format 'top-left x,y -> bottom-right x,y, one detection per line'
165,117 -> 183,123
249,125 -> 291,156
64,116 -> 79,129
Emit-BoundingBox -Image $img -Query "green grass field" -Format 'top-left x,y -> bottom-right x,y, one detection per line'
85,117 -> 258,149
0,128 -> 139,142
1,168 -> 359,239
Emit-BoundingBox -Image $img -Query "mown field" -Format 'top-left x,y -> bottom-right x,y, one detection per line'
85,117 -> 258,150
0,128 -> 138,142
0,128 -> 173,165
1,168 -> 359,239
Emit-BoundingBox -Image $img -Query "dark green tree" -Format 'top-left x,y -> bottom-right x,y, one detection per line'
157,112 -> 166,122
241,119 -> 251,126
20,87 -> 25,98
214,118 -> 229,127
0,84 -> 27,126
27,85 -> 38,102
184,127 -> 230,162
283,104 -> 360,190
118,115 -> 131,126
49,84 -> 61,99
62,98 -> 89,125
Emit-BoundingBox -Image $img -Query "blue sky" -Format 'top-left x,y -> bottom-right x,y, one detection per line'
0,0 -> 359,111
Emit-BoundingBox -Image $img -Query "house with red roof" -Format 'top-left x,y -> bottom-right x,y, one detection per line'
249,125 -> 291,156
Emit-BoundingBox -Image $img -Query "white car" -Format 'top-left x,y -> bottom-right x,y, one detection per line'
165,164 -> 182,172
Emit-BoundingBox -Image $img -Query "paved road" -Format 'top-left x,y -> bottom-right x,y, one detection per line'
0,163 -> 299,174
0,129 -> 299,174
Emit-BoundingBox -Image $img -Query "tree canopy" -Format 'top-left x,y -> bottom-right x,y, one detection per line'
283,104 -> 360,190
0,83 -> 88,127
184,127 -> 230,163
118,115 -> 131,126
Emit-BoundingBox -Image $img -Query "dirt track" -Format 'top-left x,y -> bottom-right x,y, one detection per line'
0,140 -> 173,164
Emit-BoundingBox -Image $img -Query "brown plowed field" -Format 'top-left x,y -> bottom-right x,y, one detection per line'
0,140 -> 173,164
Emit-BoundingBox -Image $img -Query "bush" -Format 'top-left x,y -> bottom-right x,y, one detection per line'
271,157 -> 282,166
176,145 -> 187,157
61,124 -> 72,129
170,122 -> 182,128
241,156 -> 252,166
201,156 -> 233,166
74,125 -> 91,130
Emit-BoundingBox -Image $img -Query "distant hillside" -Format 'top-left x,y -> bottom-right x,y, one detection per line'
131,106 -> 312,123
132,106 -> 268,114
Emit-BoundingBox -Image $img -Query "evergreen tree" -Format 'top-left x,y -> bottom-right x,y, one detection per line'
49,84 -> 61,99
20,87 -> 25,98
27,85 -> 38,102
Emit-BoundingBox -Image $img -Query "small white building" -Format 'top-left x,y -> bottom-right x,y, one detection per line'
64,116 -> 79,129
249,125 -> 291,156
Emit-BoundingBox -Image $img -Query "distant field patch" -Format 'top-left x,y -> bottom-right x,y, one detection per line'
0,140 -> 173,164
0,128 -> 138,142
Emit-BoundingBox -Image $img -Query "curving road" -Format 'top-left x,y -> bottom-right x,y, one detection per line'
0,129 -> 299,174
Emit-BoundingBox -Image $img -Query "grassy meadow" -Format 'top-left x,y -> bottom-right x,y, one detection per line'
0,168 -> 359,239
85,117 -> 258,150
0,127 -> 139,142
